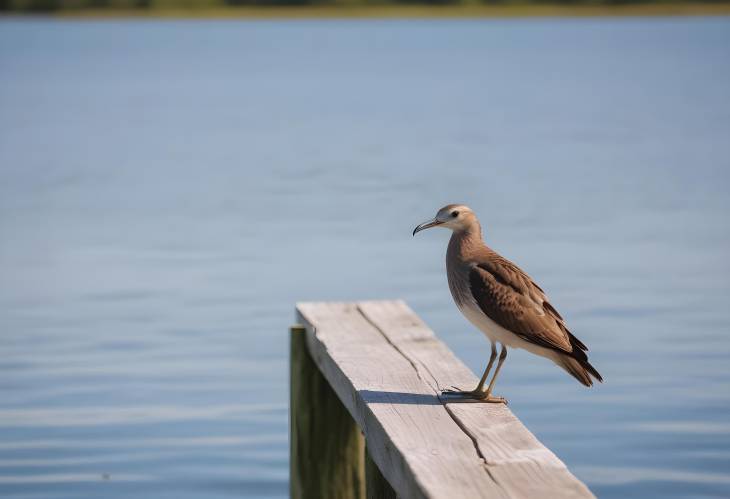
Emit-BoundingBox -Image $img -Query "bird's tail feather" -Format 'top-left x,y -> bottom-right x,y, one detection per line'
558,355 -> 603,387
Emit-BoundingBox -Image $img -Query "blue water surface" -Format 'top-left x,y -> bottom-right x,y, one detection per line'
1,16 -> 729,498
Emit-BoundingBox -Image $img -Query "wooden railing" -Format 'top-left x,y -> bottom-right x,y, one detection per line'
290,300 -> 594,499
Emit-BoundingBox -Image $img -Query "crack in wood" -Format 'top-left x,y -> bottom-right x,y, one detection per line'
355,303 -> 506,493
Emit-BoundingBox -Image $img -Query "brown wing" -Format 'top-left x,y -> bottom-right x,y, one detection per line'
468,256 -> 579,354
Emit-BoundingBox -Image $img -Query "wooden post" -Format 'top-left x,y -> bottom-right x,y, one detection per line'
366,444 -> 398,499
290,325 -> 366,499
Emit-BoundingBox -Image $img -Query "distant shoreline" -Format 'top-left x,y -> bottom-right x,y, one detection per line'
2,3 -> 730,20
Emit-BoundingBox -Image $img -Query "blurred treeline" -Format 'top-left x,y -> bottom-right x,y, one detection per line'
2,0 -> 224,10
2,0 -> 726,9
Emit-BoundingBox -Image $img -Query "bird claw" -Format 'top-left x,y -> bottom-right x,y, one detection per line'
441,388 -> 485,399
440,388 -> 508,404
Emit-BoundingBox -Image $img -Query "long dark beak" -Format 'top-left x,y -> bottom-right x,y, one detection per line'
412,218 -> 443,236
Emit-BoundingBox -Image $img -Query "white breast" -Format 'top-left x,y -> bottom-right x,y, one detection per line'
457,297 -> 521,347
456,296 -> 557,362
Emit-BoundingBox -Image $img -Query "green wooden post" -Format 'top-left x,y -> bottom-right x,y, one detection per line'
290,325 -> 365,499
365,444 -> 398,499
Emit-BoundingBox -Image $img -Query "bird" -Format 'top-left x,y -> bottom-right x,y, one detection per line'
413,204 -> 602,403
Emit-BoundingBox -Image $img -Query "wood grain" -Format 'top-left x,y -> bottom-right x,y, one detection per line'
358,300 -> 594,498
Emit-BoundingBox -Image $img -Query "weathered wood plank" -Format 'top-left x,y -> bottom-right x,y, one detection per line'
357,300 -> 595,499
296,302 -> 501,499
296,301 -> 594,499
289,325 -> 365,499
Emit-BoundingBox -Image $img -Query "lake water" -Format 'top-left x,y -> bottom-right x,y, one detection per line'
1,16 -> 729,499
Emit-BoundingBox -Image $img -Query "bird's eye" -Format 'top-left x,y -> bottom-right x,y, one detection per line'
451,211 -> 459,218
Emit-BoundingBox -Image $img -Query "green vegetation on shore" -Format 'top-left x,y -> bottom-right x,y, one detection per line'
2,0 -> 730,17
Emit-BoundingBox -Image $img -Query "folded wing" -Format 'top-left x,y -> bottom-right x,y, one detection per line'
468,254 -> 602,385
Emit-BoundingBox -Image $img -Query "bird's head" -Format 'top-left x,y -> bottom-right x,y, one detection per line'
412,204 -> 476,236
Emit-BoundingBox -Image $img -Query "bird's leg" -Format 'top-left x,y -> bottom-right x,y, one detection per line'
474,342 -> 498,393
442,343 -> 497,400
482,345 -> 508,404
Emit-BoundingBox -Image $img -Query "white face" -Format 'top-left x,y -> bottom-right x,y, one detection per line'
434,204 -> 472,229
413,204 -> 475,236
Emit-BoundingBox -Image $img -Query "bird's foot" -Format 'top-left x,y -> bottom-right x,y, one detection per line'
441,387 -> 485,399
441,387 -> 508,404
